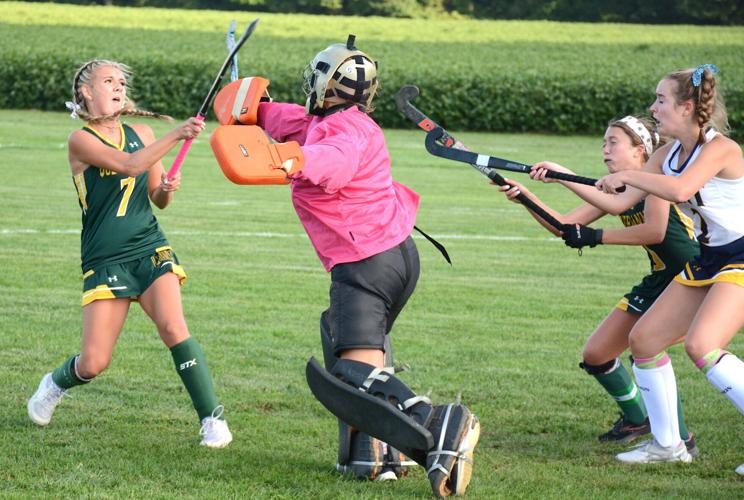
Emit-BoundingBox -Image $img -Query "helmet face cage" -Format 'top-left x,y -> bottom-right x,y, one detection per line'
303,42 -> 378,115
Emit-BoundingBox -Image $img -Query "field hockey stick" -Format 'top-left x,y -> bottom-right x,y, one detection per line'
424,127 -> 624,192
394,85 -> 566,232
167,17 -> 259,179
226,20 -> 239,82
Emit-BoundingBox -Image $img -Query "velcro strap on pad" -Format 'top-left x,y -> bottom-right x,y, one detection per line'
213,77 -> 271,125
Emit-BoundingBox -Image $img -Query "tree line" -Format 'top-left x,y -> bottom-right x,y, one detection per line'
16,0 -> 744,25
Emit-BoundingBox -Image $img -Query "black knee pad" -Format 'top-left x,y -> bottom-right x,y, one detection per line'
579,358 -> 619,375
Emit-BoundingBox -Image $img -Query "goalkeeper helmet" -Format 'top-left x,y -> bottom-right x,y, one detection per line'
303,34 -> 378,116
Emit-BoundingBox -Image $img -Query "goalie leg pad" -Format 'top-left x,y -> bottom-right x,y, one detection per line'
426,404 -> 481,498
322,313 -> 385,479
381,334 -> 419,477
210,125 -> 304,185
335,421 -> 387,480
306,357 -> 433,466
213,76 -> 271,125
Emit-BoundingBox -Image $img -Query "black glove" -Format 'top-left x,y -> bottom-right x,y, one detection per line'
561,224 -> 603,249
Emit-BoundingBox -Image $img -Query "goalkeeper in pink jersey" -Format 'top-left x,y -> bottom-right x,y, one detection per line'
254,36 -> 480,497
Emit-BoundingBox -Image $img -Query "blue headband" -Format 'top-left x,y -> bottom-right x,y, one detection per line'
692,64 -> 719,87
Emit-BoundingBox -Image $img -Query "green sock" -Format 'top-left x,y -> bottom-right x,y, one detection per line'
51,355 -> 90,390
594,360 -> 647,425
677,390 -> 690,441
170,337 -> 221,421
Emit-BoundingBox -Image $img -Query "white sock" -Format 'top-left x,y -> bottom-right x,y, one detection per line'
633,361 -> 680,448
706,354 -> 744,414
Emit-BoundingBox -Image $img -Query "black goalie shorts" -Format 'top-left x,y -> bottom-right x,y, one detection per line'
327,236 -> 420,354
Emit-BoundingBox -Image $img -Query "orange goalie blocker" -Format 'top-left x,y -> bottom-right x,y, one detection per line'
213,77 -> 271,125
210,125 -> 304,185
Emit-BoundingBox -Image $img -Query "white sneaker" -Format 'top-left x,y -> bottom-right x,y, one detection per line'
375,469 -> 398,482
199,405 -> 232,448
616,439 -> 692,464
736,463 -> 744,476
27,373 -> 66,426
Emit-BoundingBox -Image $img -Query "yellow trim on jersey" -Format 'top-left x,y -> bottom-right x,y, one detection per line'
82,269 -> 95,279
73,173 -> 88,213
675,263 -> 744,288
81,284 -> 126,306
672,204 -> 696,240
615,297 -> 630,311
84,123 -> 125,150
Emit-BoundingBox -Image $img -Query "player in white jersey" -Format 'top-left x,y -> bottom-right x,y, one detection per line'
532,64 -> 744,474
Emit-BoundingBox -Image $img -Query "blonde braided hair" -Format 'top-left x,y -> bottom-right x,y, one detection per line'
69,60 -> 172,124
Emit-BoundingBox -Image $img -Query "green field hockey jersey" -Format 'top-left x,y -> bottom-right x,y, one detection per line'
619,200 -> 699,274
72,124 -> 168,270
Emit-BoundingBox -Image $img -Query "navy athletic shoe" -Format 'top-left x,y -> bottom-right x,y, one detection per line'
598,415 -> 651,443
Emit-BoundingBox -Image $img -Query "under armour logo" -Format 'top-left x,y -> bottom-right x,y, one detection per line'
179,358 -> 197,370
129,141 -> 139,148
107,275 -> 118,282
635,297 -> 644,304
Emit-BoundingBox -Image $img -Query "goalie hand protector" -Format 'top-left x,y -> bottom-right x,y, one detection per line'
213,77 -> 271,125
561,224 -> 603,249
210,125 -> 304,185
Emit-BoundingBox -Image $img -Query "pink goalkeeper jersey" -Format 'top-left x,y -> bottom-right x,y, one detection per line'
257,102 -> 419,271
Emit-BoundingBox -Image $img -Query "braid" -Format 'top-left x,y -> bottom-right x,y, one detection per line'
86,108 -> 173,124
664,65 -> 729,142
696,73 -> 716,144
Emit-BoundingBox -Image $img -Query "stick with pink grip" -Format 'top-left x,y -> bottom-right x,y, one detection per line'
167,18 -> 259,179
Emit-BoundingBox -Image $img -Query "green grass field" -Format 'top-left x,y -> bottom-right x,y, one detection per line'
1,109 -> 743,498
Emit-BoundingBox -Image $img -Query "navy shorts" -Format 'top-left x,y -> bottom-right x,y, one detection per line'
676,235 -> 744,288
324,236 -> 420,355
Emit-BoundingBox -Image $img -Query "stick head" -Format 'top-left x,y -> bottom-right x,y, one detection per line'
394,85 -> 420,110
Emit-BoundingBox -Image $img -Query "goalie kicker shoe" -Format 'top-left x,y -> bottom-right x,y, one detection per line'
615,438 -> 692,464
199,405 -> 233,448
426,404 -> 481,497
27,373 -> 67,426
335,425 -> 414,481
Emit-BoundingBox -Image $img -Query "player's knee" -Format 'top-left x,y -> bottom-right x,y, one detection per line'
158,320 -> 189,346
683,333 -> 710,361
77,355 -> 111,378
627,326 -> 651,355
581,344 -> 610,366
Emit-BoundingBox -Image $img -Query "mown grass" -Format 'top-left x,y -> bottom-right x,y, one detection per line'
1,109 -> 743,498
